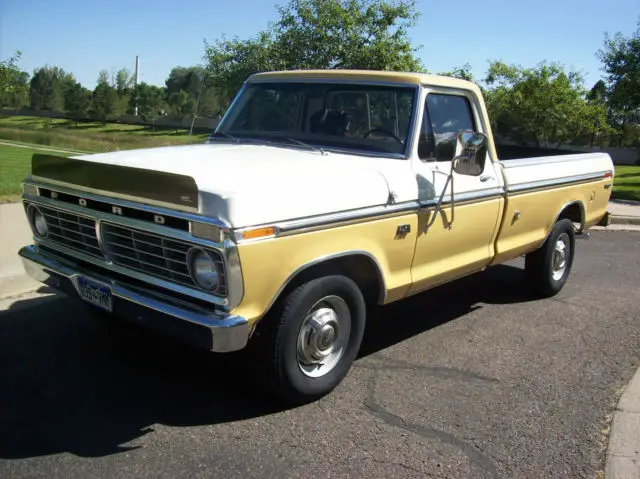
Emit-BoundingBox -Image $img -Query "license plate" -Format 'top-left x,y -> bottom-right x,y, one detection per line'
77,276 -> 113,312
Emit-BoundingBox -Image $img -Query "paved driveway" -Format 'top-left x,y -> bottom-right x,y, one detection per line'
1,231 -> 639,478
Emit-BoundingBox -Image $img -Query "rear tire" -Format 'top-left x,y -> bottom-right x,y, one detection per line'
251,275 -> 366,405
525,218 -> 576,297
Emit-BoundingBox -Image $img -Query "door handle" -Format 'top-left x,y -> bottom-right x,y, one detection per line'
480,175 -> 494,182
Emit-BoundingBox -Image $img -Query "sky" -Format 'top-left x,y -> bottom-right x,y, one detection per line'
1,0 -> 638,91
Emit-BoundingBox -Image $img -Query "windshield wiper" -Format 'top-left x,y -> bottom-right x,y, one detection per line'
282,137 -> 326,155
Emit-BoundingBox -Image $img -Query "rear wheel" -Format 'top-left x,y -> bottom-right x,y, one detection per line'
252,275 -> 366,405
525,218 -> 576,297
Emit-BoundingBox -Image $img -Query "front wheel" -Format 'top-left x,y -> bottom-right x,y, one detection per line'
253,275 -> 366,405
525,218 -> 576,297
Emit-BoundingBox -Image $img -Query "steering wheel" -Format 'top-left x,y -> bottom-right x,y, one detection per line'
363,127 -> 404,144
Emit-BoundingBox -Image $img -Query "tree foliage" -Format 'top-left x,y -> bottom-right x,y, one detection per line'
29,65 -> 75,111
439,63 -> 474,82
65,82 -> 91,122
167,90 -> 194,121
91,70 -> 118,123
0,51 -> 29,108
115,68 -> 134,94
597,20 -> 640,124
131,82 -> 166,126
204,0 -> 424,107
204,32 -> 278,109
483,61 -> 608,147
165,66 -> 219,116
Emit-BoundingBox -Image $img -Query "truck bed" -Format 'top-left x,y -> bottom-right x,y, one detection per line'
495,143 -> 580,161
499,150 -> 613,192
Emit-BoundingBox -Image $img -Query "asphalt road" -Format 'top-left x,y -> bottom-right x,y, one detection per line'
1,231 -> 639,478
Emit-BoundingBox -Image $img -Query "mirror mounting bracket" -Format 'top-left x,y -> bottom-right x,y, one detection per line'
425,168 -> 454,233
424,129 -> 489,233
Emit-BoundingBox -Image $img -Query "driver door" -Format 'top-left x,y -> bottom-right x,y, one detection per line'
409,90 -> 504,294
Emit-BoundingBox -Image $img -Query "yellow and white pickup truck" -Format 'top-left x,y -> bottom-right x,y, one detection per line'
18,70 -> 614,404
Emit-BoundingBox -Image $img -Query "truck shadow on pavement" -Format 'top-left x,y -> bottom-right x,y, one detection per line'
0,262 -> 535,460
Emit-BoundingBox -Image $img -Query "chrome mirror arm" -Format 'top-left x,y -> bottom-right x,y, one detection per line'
425,167 -> 455,233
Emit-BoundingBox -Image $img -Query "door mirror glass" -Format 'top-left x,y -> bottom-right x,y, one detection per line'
452,130 -> 488,176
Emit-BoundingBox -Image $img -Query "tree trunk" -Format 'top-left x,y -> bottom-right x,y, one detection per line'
533,133 -> 540,148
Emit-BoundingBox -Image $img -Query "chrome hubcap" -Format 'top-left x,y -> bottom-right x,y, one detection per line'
297,296 -> 351,378
552,233 -> 570,281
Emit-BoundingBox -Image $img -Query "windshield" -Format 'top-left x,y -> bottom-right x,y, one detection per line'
213,82 -> 417,156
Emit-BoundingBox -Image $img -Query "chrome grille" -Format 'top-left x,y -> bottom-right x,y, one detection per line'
40,206 -> 102,258
101,223 -> 227,294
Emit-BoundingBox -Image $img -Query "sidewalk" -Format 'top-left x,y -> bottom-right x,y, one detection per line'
591,200 -> 640,233
0,202 -> 40,298
607,199 -> 640,227
606,367 -> 640,479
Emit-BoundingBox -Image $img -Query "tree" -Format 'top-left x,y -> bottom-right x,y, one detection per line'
484,61 -> 602,148
113,67 -> 134,116
131,82 -> 166,128
29,65 -> 75,111
583,80 -> 611,146
587,79 -> 607,104
165,66 -> 219,116
204,0 -> 424,107
115,67 -> 134,94
273,0 -> 423,70
65,82 -> 91,124
0,51 -> 29,108
91,70 -> 118,123
205,31 -> 280,109
439,63 -> 473,82
167,90 -> 195,130
166,66 -> 203,97
597,20 -> 640,125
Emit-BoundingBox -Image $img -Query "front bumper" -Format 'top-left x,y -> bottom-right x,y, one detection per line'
19,245 -> 250,352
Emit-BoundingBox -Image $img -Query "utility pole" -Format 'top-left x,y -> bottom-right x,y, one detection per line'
134,55 -> 140,116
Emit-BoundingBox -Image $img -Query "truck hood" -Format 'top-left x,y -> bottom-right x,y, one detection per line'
63,143 -> 395,228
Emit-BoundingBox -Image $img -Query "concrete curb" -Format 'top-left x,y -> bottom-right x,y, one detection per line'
610,215 -> 640,226
605,366 -> 640,478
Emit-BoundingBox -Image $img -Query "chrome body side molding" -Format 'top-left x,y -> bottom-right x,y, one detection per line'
236,188 -> 505,241
506,171 -> 610,194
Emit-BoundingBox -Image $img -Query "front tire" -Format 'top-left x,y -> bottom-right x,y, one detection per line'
525,218 -> 576,297
253,275 -> 366,405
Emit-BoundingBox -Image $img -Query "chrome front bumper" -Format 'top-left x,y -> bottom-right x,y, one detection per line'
19,245 -> 250,352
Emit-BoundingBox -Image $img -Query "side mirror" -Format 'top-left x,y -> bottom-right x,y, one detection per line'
452,130 -> 488,176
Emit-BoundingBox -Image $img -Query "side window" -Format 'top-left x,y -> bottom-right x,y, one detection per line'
418,93 -> 476,161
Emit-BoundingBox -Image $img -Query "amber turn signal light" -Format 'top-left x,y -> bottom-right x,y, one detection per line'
242,226 -> 276,240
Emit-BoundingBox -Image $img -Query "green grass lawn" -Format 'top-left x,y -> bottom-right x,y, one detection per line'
612,165 -> 640,202
0,144 -> 74,203
0,115 -> 210,153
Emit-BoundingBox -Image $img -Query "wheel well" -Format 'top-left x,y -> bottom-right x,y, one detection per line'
556,202 -> 584,230
275,254 -> 385,310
